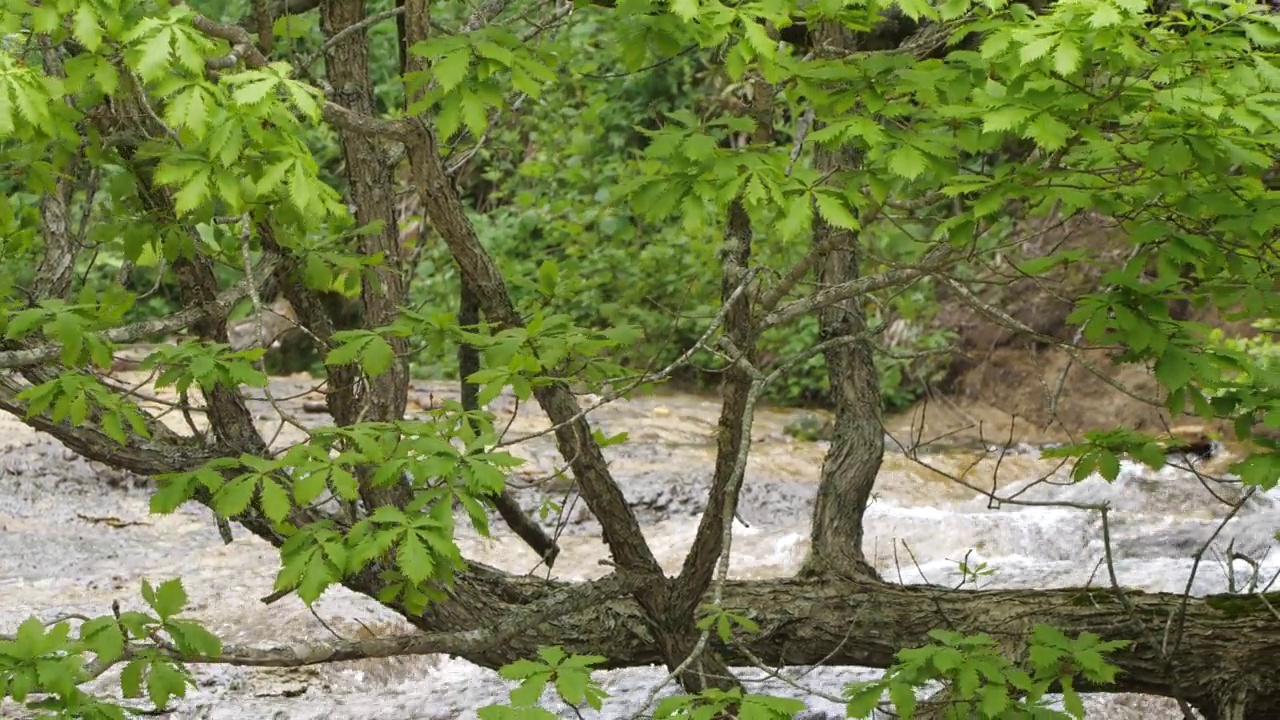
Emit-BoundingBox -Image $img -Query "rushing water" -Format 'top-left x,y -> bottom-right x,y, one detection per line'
1,378 -> 1275,719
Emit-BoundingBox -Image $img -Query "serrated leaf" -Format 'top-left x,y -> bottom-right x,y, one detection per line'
1154,349 -> 1193,391
1089,2 -> 1123,27
742,21 -> 774,58
134,30 -> 174,82
886,145 -> 928,180
815,192 -> 859,230
509,671 -> 551,706
397,531 -> 435,585
432,49 -> 472,93
777,191 -> 814,241
151,578 -> 187,620
81,617 -> 126,665
983,106 -> 1037,133
1053,38 -> 1081,76
147,659 -> 188,709
460,89 -> 489,139
296,552 -> 336,604
555,667 -> 591,704
670,0 -> 699,21
213,475 -> 256,517
259,478 -> 292,522
499,659 -> 547,680
273,15 -> 312,39
1019,35 -> 1056,63
1024,113 -> 1072,151
120,659 -> 146,699
232,77 -> 277,106
167,619 -> 222,658
360,335 -> 396,377
888,681 -> 917,716
72,4 -> 104,52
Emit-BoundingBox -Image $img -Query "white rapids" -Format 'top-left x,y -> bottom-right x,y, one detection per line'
1,383 -> 1274,720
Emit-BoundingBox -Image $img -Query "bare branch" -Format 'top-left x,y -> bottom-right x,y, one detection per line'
405,120 -> 664,581
762,241 -> 957,329
0,255 -> 281,371
935,274 -> 1160,406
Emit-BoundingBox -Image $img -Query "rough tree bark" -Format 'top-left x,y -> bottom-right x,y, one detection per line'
319,0 -> 414,511
799,139 -> 884,583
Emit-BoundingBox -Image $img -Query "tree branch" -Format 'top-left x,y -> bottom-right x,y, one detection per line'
672,70 -> 775,623
403,93 -> 663,584
0,256 -> 281,371
761,241 -> 957,329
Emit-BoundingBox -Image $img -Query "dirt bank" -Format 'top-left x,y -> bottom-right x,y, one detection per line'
911,213 -> 1257,446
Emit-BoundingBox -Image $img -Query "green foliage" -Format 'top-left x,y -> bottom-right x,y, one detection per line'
478,646 -> 608,719
696,603 -> 761,643
845,625 -> 1130,719
0,579 -> 220,717
655,688 -> 807,719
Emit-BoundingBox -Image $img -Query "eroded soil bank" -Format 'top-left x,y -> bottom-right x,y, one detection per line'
3,373 -> 1273,719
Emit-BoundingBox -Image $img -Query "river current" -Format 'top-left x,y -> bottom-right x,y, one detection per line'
1,377 -> 1274,719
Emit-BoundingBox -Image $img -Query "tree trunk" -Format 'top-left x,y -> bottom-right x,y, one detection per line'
389,574 -> 1280,716
800,142 -> 883,582
320,0 -> 413,510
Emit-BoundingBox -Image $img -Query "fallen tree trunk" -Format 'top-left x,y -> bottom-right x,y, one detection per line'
373,569 -> 1279,718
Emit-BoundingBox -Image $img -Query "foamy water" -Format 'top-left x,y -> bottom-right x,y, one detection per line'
1,384 -> 1274,719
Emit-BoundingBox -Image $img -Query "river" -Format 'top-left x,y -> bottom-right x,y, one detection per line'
1,377 -> 1275,719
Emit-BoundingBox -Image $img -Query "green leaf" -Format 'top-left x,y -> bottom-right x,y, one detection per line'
147,659 -> 189,709
232,78 -> 278,106
1154,349 -> 1194,391
887,681 -> 917,717
326,336 -> 368,367
1024,113 -> 1072,151
508,671 -> 551,706
80,617 -> 126,665
433,49 -> 473,93
1089,2 -> 1123,27
120,658 -> 146,699
537,259 -> 559,297
1097,450 -> 1121,481
72,4 -> 104,52
1053,38 -> 1081,76
670,0 -> 699,21
983,106 -> 1037,133
1019,35 -> 1056,63
460,89 -> 489,139
896,0 -> 937,20
259,478 -> 292,522
499,659 -> 548,680
360,335 -> 396,377
273,15 -> 312,39
397,532 -> 435,585
150,578 -> 188,620
778,192 -> 814,241
886,145 -> 928,180
815,192 -> 859,230
213,475 -> 257,517
555,667 -> 590,704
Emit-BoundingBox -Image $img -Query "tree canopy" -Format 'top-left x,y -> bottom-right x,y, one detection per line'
2,0 -> 1280,717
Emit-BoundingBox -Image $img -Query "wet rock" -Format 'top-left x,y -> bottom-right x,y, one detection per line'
783,413 -> 832,442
